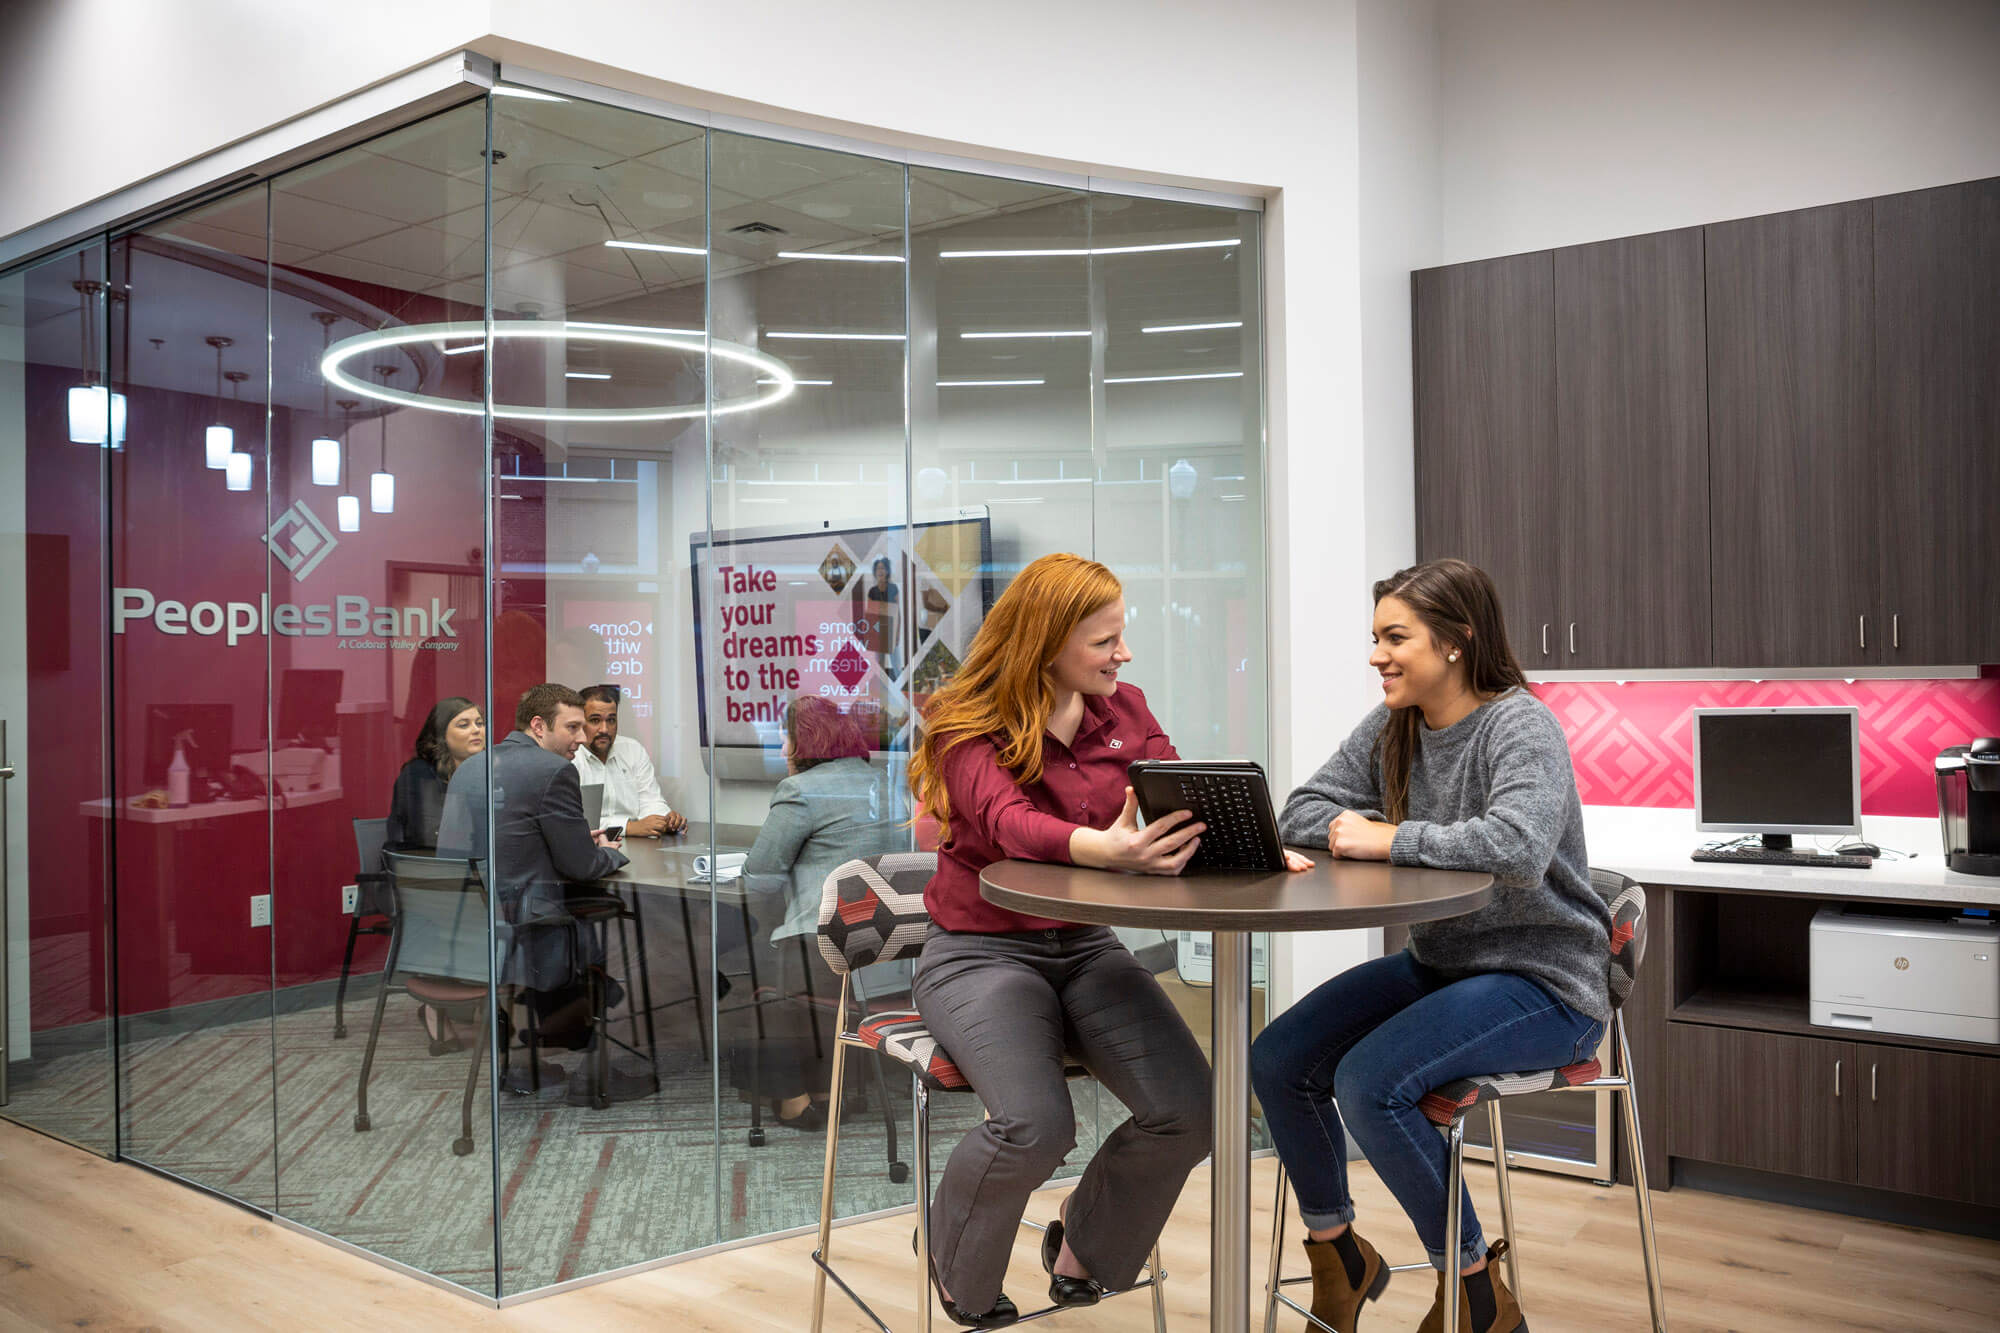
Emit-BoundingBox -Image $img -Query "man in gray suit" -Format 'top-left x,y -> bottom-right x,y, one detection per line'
439,682 -> 641,1103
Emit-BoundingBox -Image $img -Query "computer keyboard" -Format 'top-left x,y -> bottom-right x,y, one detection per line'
1690,847 -> 1873,869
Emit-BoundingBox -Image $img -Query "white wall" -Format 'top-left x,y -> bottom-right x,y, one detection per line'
1436,0 -> 2000,263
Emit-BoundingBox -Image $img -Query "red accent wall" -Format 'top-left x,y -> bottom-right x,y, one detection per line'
1532,675 -> 2000,816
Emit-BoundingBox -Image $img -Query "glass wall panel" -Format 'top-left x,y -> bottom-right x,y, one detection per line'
704,129 -> 917,1243
486,90 -> 714,1290
107,188 -> 279,1209
1088,194 -> 1270,1145
907,166 -> 1113,1172
0,242 -> 116,1155
264,101 -> 497,1293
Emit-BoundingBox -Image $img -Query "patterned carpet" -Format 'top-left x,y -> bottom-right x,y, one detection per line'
6,990 -> 1116,1297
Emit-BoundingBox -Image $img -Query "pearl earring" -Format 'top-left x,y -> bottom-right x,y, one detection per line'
1448,651 -> 1460,662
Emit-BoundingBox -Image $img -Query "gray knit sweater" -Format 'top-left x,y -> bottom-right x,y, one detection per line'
1279,689 -> 1610,1021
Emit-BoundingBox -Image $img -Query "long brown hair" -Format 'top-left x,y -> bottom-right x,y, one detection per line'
1372,559 -> 1526,822
909,553 -> 1123,841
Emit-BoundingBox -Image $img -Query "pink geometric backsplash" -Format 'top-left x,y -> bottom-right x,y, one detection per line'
1531,678 -> 2000,816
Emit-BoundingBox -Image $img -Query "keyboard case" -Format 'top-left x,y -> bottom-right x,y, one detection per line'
1126,759 -> 1287,873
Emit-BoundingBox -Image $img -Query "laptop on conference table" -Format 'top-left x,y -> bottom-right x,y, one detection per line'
580,782 -> 605,830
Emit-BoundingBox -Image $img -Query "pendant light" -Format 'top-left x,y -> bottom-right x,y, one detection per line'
203,335 -> 234,468
370,365 -> 396,514
222,370 -> 253,490
310,312 -> 342,485
66,273 -> 126,448
334,398 -> 362,532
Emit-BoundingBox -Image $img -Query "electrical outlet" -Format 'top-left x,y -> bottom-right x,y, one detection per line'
250,894 -> 272,928
342,884 -> 358,914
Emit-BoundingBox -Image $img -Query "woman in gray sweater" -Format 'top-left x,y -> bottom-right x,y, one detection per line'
1249,559 -> 1609,1333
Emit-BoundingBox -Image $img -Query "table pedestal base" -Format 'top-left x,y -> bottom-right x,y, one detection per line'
1211,929 -> 1251,1333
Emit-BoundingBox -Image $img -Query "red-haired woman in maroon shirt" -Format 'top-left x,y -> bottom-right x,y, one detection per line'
908,552 -> 1305,1327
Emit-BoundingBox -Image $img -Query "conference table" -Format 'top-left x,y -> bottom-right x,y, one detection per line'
980,849 -> 1494,1333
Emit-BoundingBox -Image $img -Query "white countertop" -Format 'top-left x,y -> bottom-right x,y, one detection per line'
1581,805 -> 2000,909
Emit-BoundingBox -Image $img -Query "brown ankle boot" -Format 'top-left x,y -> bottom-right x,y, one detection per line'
1301,1229 -> 1388,1333
1416,1239 -> 1525,1333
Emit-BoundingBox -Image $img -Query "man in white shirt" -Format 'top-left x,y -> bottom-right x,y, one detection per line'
573,684 -> 687,837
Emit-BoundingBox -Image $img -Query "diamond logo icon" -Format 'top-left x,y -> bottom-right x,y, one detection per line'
263,500 -> 338,582
828,641 -> 871,691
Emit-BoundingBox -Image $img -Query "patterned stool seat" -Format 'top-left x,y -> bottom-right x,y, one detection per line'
856,1011 -> 971,1091
1419,1058 -> 1602,1126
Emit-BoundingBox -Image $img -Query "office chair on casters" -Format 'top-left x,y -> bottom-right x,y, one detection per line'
1262,869 -> 1667,1333
333,818 -> 392,1040
809,854 -> 1168,1333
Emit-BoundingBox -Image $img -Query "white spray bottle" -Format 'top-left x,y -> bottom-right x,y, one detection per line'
167,730 -> 193,809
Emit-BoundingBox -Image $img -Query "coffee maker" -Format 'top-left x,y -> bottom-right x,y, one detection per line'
1937,739 -> 2000,876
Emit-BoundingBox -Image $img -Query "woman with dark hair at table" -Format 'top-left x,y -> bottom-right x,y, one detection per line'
740,695 -> 902,1128
909,551 -> 1306,1327
1250,559 -> 1608,1333
385,695 -> 485,1049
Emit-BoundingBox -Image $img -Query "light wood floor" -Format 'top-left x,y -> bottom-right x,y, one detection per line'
2,1118 -> 1995,1330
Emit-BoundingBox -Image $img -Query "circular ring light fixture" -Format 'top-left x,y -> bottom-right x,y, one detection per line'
322,320 -> 797,422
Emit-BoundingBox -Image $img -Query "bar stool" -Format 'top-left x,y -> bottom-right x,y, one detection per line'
1263,869 -> 1666,1332
809,853 -> 1168,1333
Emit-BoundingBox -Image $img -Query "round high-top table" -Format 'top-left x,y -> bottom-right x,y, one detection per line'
980,849 -> 1494,1333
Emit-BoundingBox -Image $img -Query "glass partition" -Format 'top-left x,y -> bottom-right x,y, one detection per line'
0,241 -> 116,1156
0,85 -> 1268,1298
107,191 -> 280,1209
263,101 -> 496,1292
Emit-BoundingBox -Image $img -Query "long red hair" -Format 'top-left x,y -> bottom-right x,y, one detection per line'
909,553 -> 1122,842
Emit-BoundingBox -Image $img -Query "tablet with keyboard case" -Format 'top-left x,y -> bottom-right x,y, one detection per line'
1125,759 -> 1288,873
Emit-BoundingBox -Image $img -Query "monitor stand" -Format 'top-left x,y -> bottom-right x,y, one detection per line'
1760,833 -> 1794,851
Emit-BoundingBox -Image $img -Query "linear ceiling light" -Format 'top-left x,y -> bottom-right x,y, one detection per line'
565,371 -> 611,380
760,377 -> 833,386
940,238 -> 1241,259
765,330 -> 906,341
1103,370 -> 1244,384
938,379 -> 1046,387
492,86 -> 568,102
1142,320 -> 1244,334
960,330 -> 1090,340
776,250 -> 905,263
323,320 -> 795,422
441,342 -> 483,355
606,238 -> 708,256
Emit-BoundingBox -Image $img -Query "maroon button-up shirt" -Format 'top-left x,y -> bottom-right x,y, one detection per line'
925,682 -> 1178,933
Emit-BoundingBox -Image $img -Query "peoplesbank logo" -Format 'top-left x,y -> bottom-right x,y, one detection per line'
263,499 -> 339,582
111,499 -> 459,649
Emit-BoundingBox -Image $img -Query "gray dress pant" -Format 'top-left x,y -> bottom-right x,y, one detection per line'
912,924 -> 1213,1311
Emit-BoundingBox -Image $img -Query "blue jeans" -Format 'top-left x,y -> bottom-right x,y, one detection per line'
1250,950 -> 1602,1272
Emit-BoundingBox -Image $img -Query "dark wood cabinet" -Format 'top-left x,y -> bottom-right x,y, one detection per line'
1855,1043 -> 2000,1206
1554,228 -> 1710,668
1413,254 -> 1560,665
1668,1024 -> 1855,1182
1414,178 -> 1998,671
1705,201 -> 1880,667
1872,178 -> 2000,666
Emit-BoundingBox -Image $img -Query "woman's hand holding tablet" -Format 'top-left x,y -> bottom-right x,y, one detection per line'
1071,788 -> 1207,875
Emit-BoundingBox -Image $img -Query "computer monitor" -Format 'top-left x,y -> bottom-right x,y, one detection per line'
1693,706 -> 1862,848
143,703 -> 234,785
276,668 -> 343,746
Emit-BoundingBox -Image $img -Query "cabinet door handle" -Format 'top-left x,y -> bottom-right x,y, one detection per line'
1870,1062 -> 1877,1102
1834,1059 -> 1842,1097
1541,623 -> 1550,656
1892,614 -> 1900,650
1858,615 -> 1866,650
1567,622 -> 1577,655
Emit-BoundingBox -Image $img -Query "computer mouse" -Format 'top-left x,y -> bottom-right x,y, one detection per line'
1840,841 -> 1881,858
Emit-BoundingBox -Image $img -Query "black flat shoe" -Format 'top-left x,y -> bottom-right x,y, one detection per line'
1039,1216 -> 1105,1307
914,1230 -> 1020,1328
773,1101 -> 826,1131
